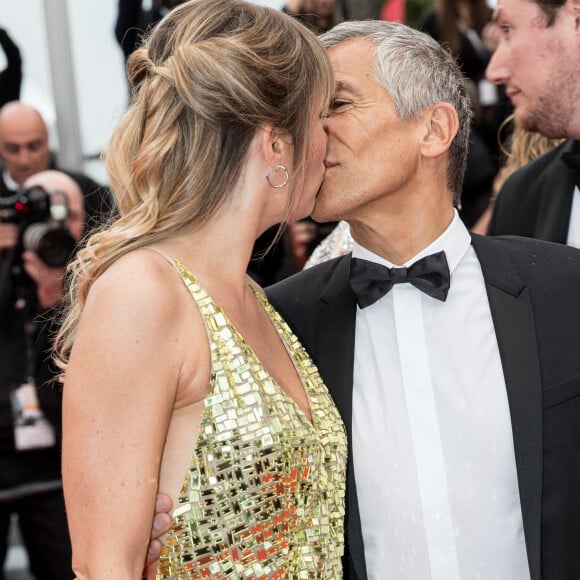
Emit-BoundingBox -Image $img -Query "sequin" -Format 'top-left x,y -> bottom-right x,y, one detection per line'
156,260 -> 347,579
304,221 -> 353,269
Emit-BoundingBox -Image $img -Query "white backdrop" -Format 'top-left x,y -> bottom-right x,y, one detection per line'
1,0 -> 285,183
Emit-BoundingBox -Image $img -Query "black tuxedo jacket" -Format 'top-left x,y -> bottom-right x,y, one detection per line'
267,234 -> 580,580
488,139 -> 578,243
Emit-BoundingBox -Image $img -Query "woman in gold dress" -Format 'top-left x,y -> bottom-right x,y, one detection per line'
56,1 -> 347,577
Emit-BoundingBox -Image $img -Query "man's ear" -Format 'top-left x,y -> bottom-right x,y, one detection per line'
419,102 -> 459,159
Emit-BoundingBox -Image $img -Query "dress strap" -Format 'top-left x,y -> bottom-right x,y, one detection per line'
169,258 -> 218,325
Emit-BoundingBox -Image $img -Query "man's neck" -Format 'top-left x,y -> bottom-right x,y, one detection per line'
349,203 -> 455,265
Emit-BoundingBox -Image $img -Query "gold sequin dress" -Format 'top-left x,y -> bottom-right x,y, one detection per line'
156,260 -> 347,579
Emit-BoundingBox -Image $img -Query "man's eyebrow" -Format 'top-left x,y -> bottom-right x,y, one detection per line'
335,80 -> 362,97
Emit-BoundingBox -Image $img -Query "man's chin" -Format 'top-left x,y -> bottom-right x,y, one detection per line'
311,204 -> 339,225
16,171 -> 35,186
517,108 -> 567,140
515,108 -> 538,134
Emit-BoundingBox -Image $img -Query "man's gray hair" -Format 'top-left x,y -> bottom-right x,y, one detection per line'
320,21 -> 473,202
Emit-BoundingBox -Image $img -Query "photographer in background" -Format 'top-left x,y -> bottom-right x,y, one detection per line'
0,172 -> 110,576
0,102 -> 106,206
0,171 -> 82,578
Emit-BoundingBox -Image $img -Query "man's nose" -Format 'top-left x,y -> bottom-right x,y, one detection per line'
15,147 -> 32,167
485,45 -> 508,85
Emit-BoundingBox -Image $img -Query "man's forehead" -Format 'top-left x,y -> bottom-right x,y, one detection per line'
2,135 -> 46,146
329,41 -> 378,90
494,0 -> 539,19
493,3 -> 509,20
329,37 -> 375,67
0,125 -> 47,144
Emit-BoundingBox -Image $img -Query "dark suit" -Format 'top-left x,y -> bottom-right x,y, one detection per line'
488,139 -> 578,243
267,234 -> 580,580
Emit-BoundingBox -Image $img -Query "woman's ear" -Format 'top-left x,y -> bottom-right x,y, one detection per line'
420,102 -> 459,159
260,124 -> 291,166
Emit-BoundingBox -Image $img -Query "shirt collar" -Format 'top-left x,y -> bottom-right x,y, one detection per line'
351,209 -> 471,275
2,168 -> 22,194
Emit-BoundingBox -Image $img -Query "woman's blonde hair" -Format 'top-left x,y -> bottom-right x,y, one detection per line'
54,0 -> 333,372
496,113 -> 564,190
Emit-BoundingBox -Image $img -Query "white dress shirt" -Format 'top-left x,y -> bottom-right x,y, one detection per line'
2,169 -> 21,194
566,185 -> 580,248
352,211 -> 530,580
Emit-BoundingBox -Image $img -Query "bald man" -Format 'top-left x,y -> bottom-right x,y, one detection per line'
0,169 -> 107,579
0,101 -> 112,222
0,101 -> 51,193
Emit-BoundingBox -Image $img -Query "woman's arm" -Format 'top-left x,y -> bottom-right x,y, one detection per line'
62,252 -> 199,579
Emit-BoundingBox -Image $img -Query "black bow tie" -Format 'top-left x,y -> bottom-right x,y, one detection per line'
349,251 -> 451,308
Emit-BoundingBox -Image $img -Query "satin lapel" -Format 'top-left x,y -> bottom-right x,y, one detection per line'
317,255 -> 368,580
316,256 -> 357,430
471,235 -> 542,580
535,139 -> 575,243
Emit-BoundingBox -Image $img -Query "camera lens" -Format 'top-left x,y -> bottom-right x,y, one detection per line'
22,223 -> 76,267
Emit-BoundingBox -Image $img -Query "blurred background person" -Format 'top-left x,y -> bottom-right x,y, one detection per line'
283,0 -> 341,33
487,134 -> 580,245
0,100 -> 112,579
485,0 -> 580,248
338,0 -> 382,19
0,102 -> 108,214
0,28 -> 22,109
419,0 -> 492,87
114,0 -> 189,64
418,0 -> 505,228
0,169 -> 110,580
0,103 -> 50,196
381,0 -> 406,23
472,114 -> 564,234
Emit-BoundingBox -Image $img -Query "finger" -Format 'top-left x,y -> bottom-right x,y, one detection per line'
155,493 -> 173,512
151,512 -> 172,540
146,538 -> 162,567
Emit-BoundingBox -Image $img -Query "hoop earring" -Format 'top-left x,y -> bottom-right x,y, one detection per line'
266,165 -> 289,189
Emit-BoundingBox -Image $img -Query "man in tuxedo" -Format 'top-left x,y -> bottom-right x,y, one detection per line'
147,20 -> 580,580
485,0 -> 580,245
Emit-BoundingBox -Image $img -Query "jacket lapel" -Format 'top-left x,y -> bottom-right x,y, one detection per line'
535,139 -> 576,243
471,235 -> 542,580
316,255 -> 368,580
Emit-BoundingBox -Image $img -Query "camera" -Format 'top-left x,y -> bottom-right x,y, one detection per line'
0,185 -> 76,267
